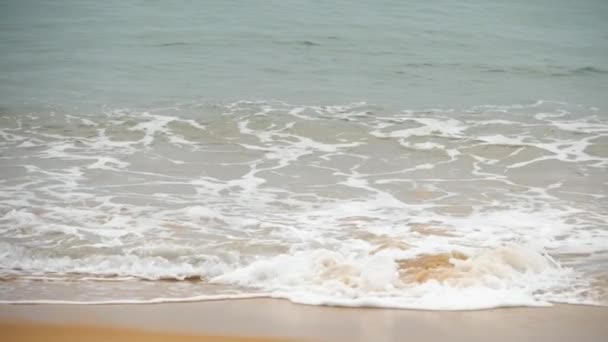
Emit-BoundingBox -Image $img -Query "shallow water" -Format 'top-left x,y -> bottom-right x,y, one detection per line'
0,1 -> 607,309
0,101 -> 606,309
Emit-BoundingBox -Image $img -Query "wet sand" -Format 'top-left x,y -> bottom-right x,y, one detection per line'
1,299 -> 607,342
0,322 -> 290,342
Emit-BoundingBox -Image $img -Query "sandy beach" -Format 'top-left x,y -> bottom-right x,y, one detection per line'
1,299 -> 607,341
0,322 -> 288,342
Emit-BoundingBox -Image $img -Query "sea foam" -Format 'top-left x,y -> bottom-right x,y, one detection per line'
0,100 -> 606,309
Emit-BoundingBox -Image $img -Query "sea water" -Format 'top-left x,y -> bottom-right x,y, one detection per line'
0,0 -> 607,310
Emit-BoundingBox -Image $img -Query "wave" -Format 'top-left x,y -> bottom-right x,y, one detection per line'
0,100 -> 607,309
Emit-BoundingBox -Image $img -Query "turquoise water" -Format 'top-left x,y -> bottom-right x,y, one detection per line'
1,0 -> 608,109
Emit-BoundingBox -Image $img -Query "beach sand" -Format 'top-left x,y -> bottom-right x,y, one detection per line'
0,322 -> 290,342
1,299 -> 607,342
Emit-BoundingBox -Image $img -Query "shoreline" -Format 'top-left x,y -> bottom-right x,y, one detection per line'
1,299 -> 607,341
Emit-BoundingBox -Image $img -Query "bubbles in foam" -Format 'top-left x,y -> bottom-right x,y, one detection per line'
0,100 -> 606,309
211,245 -> 587,309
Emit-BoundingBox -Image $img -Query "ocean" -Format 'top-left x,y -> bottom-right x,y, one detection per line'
0,0 -> 607,310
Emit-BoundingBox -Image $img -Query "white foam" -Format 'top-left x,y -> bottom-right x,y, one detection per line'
128,112 -> 177,146
371,117 -> 467,140
0,242 -> 228,281
209,245 -> 588,310
1,100 -> 607,309
0,293 -> 267,305
87,156 -> 130,170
